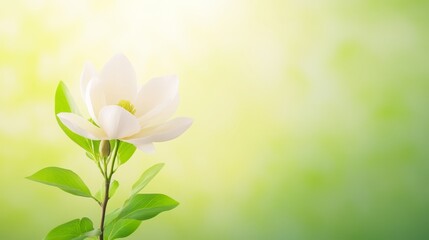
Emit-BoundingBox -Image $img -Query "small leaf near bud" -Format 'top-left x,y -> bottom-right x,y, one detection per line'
99,140 -> 111,158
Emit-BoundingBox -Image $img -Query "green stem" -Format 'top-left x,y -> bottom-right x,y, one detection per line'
97,160 -> 106,178
99,178 -> 110,240
108,141 -> 120,180
99,140 -> 120,240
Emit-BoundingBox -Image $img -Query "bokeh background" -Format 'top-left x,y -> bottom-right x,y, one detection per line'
1,0 -> 429,239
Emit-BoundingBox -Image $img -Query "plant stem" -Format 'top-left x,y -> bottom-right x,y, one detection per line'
99,140 -> 120,240
99,178 -> 110,240
108,141 -> 120,180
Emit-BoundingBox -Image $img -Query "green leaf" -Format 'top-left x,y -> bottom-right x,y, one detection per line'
102,194 -> 177,239
94,190 -> 102,204
130,163 -> 164,196
118,194 -> 179,221
27,167 -> 92,198
87,139 -> 101,162
55,81 -> 92,152
104,208 -> 122,227
85,152 -> 95,161
109,180 -> 119,198
95,180 -> 120,203
45,217 -> 100,240
117,141 -> 136,165
104,219 -> 141,240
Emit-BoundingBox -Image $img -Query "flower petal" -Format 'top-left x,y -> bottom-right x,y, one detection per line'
123,141 -> 155,153
57,113 -> 106,140
99,54 -> 138,105
98,105 -> 141,139
126,117 -> 193,143
138,94 -> 179,128
137,143 -> 155,153
134,75 -> 179,117
80,62 -> 97,101
85,78 -> 106,123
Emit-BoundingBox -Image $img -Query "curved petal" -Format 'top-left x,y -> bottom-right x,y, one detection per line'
57,113 -> 106,140
98,105 -> 141,139
85,78 -> 106,123
99,54 -> 138,105
138,94 -> 179,128
80,62 -> 97,100
139,143 -> 155,153
134,75 -> 179,117
126,117 -> 193,143
123,140 -> 155,153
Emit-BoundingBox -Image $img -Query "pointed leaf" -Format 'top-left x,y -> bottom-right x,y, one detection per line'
94,189 -> 103,204
86,152 -> 95,161
95,180 -> 120,203
27,167 -> 92,198
117,141 -> 136,165
131,163 -> 164,196
118,194 -> 179,221
104,208 -> 122,227
104,219 -> 141,240
55,81 -> 92,152
45,217 -> 100,240
109,180 -> 119,198
87,139 -> 101,162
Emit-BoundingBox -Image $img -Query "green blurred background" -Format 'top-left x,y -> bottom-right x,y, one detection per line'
1,1 -> 429,239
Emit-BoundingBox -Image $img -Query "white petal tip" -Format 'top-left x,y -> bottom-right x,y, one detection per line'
179,117 -> 193,129
56,112 -> 106,140
138,143 -> 156,153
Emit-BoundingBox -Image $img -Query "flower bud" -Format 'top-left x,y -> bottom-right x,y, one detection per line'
99,140 -> 111,158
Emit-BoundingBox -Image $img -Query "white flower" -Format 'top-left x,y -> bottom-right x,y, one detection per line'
58,54 -> 192,153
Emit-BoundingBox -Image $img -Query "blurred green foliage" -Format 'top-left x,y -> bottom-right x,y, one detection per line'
0,1 -> 428,239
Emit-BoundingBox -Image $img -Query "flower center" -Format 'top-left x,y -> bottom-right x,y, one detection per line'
117,100 -> 136,115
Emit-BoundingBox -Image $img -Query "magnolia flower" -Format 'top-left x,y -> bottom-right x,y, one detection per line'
58,54 -> 192,153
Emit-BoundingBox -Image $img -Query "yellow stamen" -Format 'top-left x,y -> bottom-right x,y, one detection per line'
117,100 -> 136,115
